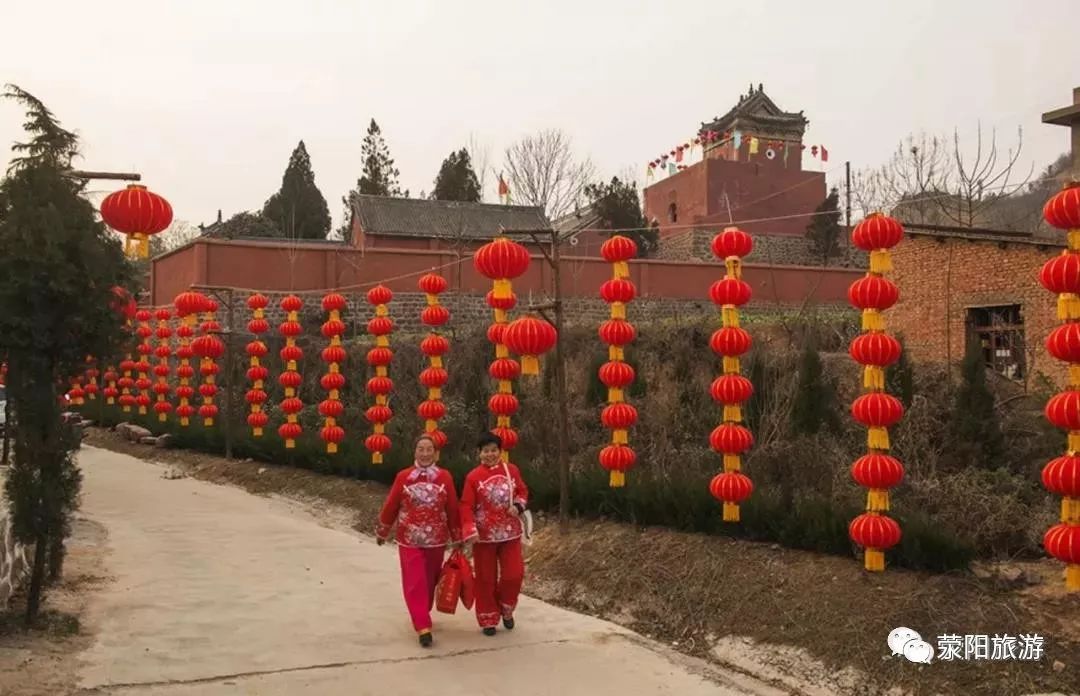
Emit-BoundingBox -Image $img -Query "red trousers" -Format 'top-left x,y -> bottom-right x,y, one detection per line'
398,545 -> 445,633
472,538 -> 524,628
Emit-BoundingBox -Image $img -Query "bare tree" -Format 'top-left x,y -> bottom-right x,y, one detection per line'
465,133 -> 491,202
149,220 -> 200,256
856,125 -> 1033,228
503,129 -> 596,219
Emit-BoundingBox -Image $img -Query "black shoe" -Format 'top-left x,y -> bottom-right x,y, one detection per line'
482,627 -> 497,637
502,617 -> 515,630
419,631 -> 433,648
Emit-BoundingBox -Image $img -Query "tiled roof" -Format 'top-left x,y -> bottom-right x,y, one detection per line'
552,203 -> 602,234
701,85 -> 808,135
350,194 -> 550,240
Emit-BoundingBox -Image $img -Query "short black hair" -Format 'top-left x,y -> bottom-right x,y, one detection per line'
476,432 -> 502,450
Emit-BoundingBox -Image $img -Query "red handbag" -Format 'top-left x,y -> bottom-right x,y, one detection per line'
435,554 -> 463,614
457,550 -> 475,610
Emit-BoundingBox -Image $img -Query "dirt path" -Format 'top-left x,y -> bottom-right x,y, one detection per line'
68,446 -> 785,695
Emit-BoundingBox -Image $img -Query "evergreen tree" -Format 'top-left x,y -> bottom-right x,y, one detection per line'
262,141 -> 331,239
790,339 -> 841,436
805,187 -> 842,265
948,340 -> 1004,468
886,335 -> 916,409
584,176 -> 658,257
348,119 -> 406,198
0,85 -> 133,625
432,148 -> 481,202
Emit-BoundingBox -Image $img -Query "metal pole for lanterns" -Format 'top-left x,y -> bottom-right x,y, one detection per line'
61,170 -> 142,182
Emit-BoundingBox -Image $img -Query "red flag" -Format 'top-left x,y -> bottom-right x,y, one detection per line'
820,146 -> 829,163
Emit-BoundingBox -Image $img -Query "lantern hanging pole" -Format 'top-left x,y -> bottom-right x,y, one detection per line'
63,169 -> 142,181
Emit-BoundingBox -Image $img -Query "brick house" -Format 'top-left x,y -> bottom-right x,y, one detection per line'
888,223 -> 1067,389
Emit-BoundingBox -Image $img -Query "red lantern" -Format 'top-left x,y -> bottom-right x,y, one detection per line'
1043,183 -> 1080,230
601,404 -> 637,444
709,471 -> 754,522
474,237 -> 531,299
709,424 -> 754,454
368,317 -> 394,335
320,291 -> 347,454
322,345 -> 347,364
487,323 -> 506,345
366,405 -> 393,423
1041,455 -> 1080,497
492,426 -> 519,450
1039,253 -> 1080,295
488,394 -> 519,417
248,411 -> 269,430
1046,391 -> 1080,431
851,393 -> 904,428
599,444 -> 636,476
420,367 -> 448,389
849,333 -> 902,366
421,305 -> 450,327
851,213 -> 903,251
279,294 -> 304,448
851,453 -> 905,511
421,334 -> 450,356
100,184 -> 173,258
709,278 -> 752,307
489,358 -> 522,381
486,291 -> 517,311
418,399 -> 448,422
367,285 -> 393,306
247,293 -> 268,310
710,375 -> 753,404
1047,324 -> 1080,363
711,227 -> 753,259
600,279 -> 636,304
598,361 -> 635,389
598,319 -> 637,347
281,294 -> 302,313
848,275 -> 899,311
279,422 -> 303,442
710,327 -> 752,357
365,433 -> 392,457
367,376 -> 394,395
418,273 -> 448,295
366,347 -> 393,366
849,513 -> 902,571
504,316 -> 557,376
320,372 -> 346,391
1044,524 -> 1080,565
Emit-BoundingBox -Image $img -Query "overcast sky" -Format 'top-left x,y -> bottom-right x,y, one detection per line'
2,0 -> 1077,230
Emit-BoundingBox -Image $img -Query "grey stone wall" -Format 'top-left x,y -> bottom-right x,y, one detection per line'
656,229 -> 869,269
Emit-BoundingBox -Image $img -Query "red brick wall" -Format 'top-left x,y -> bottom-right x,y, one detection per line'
643,157 -> 825,239
889,234 -> 1066,388
151,238 -> 862,309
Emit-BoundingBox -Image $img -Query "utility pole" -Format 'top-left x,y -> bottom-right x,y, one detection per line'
505,227 -> 573,533
845,161 -> 852,230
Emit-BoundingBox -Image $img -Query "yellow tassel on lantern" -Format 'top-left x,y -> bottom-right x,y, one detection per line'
493,278 -> 511,299
610,470 -> 626,487
861,309 -> 884,332
1070,365 -> 1080,388
494,309 -> 507,323
498,380 -> 512,395
613,261 -> 629,279
1058,294 -> 1080,321
500,450 -> 510,463
328,442 -> 338,454
723,404 -> 742,422
867,488 -> 890,512
1069,230 -> 1080,252
1070,432 -> 1080,454
431,356 -> 443,369
609,388 -> 624,402
864,549 -> 885,572
374,422 -> 385,434
722,502 -> 740,522
373,452 -> 383,464
429,387 -> 442,399
521,355 -> 539,375
612,429 -> 628,444
286,439 -> 296,450
609,345 -> 624,361
1067,564 -> 1080,592
864,365 -> 885,391
723,356 -> 741,374
722,306 -> 740,327
376,304 -> 388,317
611,302 -> 626,320
497,415 -> 510,428
1063,497 -> 1080,525
723,453 -> 740,472
724,257 -> 742,279
425,420 -> 436,433
869,250 -> 892,274
376,335 -> 390,348
425,293 -> 437,307
868,427 -> 890,450
496,344 -> 509,358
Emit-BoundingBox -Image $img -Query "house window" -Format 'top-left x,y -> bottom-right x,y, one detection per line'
965,305 -> 1025,380
668,202 -> 678,223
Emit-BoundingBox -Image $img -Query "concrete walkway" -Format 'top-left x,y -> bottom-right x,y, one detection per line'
74,446 -> 786,695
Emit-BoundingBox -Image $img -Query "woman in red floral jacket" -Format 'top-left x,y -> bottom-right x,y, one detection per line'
461,432 -> 529,635
376,434 -> 462,648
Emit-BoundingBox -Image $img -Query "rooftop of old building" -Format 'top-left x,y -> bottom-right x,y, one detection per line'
349,194 -> 550,240
700,83 -> 809,137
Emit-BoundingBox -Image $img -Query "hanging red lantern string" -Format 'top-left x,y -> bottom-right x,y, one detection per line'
67,376 -> 85,406
475,236 -> 531,463
847,212 -> 905,573
84,356 -> 99,402
191,298 -> 224,427
320,293 -> 347,454
1039,181 -> 1080,591
103,364 -> 119,405
245,293 -> 270,437
117,329 -> 137,414
418,274 -> 450,452
278,295 -> 304,448
135,309 -> 154,416
152,309 -> 173,422
598,235 -> 638,487
364,285 -> 394,463
172,291 -> 204,426
707,227 -> 755,521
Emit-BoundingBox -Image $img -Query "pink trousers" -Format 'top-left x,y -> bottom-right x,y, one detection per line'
398,545 -> 445,632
